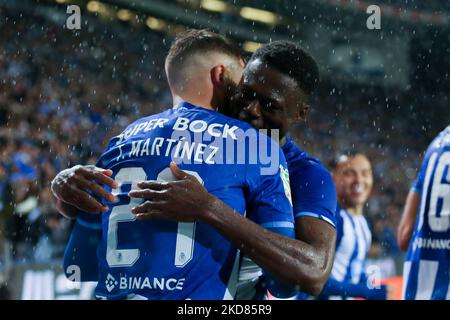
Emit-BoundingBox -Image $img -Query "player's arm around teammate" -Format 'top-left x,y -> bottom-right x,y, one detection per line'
129,162 -> 334,296
51,161 -> 334,296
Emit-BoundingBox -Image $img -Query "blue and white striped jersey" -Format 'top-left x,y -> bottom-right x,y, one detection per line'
332,206 -> 372,283
402,125 -> 450,300
318,205 -> 373,300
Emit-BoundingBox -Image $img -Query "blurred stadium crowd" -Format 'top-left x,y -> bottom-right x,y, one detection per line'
0,3 -> 448,291
0,6 -> 171,265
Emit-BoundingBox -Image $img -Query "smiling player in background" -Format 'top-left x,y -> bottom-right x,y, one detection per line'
315,152 -> 391,300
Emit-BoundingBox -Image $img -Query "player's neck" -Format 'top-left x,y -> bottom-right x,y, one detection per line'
172,94 -> 215,111
345,205 -> 364,216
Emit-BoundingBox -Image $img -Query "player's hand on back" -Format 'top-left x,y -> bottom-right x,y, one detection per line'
51,165 -> 118,215
129,162 -> 217,222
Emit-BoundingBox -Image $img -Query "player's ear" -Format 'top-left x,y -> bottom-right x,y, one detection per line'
210,64 -> 226,87
297,103 -> 310,120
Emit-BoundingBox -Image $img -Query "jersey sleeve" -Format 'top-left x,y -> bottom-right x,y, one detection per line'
410,139 -> 438,193
76,210 -> 102,229
291,162 -> 337,228
64,136 -> 118,281
63,220 -> 101,282
411,171 -> 424,193
244,138 -> 295,238
334,209 -> 345,249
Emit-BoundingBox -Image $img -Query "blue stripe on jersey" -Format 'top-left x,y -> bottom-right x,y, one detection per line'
432,262 -> 449,300
402,261 -> 413,299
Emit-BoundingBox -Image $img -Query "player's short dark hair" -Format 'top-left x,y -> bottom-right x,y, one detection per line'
329,151 -> 365,171
249,41 -> 320,97
165,29 -> 242,85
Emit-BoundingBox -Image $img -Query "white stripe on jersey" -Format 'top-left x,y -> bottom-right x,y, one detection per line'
126,294 -> 148,300
238,255 -> 263,281
402,261 -> 411,300
446,280 -> 450,300
352,215 -> 371,283
331,260 -> 348,281
235,209 -> 264,300
223,250 -> 241,300
359,215 -> 372,247
415,260 -> 439,300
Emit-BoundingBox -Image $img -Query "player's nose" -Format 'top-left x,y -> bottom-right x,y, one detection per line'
243,100 -> 262,118
354,172 -> 365,185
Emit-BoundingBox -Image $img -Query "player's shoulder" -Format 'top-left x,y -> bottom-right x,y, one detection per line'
176,101 -> 252,128
332,204 -> 346,241
419,125 -> 450,165
430,125 -> 450,149
175,102 -> 271,144
102,109 -> 175,152
439,124 -> 450,138
122,109 -> 174,133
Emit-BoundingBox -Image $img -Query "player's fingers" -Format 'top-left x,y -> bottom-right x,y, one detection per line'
131,200 -> 166,215
80,177 -> 116,203
135,210 -> 164,221
169,162 -> 189,180
135,213 -> 153,220
69,184 -> 109,213
82,168 -> 118,189
170,163 -> 199,184
100,169 -> 113,176
128,189 -> 167,200
136,180 -> 170,190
